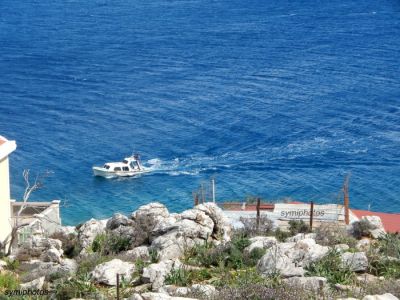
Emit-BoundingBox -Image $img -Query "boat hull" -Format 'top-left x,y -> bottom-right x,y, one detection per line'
92,167 -> 149,178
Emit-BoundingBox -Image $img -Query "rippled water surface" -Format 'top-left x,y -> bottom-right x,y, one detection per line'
1,0 -> 399,224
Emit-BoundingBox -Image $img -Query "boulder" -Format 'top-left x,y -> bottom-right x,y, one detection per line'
20,258 -> 78,282
164,285 -> 191,297
284,276 -> 327,292
341,252 -> 368,272
141,293 -> 197,300
40,248 -> 62,263
107,213 -> 132,230
78,218 -> 107,252
363,294 -> 399,300
20,276 -> 45,290
120,246 -> 150,262
291,238 -> 330,267
190,284 -> 217,298
195,202 -> 232,241
360,216 -> 386,239
257,244 -> 304,277
142,260 -> 174,290
91,258 -> 136,286
356,239 -> 371,252
356,273 -> 384,284
17,236 -> 63,261
244,236 -> 277,253
286,233 -> 316,243
334,244 -> 350,252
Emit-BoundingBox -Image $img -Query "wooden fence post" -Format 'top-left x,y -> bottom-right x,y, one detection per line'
116,273 -> 120,300
256,198 -> 261,233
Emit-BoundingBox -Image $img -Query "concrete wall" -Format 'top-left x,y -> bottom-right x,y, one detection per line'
0,156 -> 12,244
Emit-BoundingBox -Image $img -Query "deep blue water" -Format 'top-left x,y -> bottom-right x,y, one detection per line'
1,0 -> 399,225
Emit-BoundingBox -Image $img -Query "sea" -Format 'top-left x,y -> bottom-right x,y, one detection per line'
0,0 -> 399,225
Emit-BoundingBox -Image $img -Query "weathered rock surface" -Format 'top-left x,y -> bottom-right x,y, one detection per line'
257,244 -> 304,277
20,276 -> 45,290
142,260 -> 175,290
140,293 -> 198,300
286,233 -> 316,243
341,252 -> 368,272
190,284 -> 217,298
78,218 -> 107,252
360,216 -> 386,239
284,276 -> 327,292
362,294 -> 399,300
17,236 -> 63,261
20,258 -> 78,282
91,258 -> 136,286
195,202 -> 232,241
120,246 -> 150,262
356,239 -> 372,252
107,213 -> 132,230
244,236 -> 277,253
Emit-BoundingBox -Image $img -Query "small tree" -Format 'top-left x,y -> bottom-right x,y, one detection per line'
2,169 -> 50,256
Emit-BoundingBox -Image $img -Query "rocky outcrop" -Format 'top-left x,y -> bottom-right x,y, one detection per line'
244,236 -> 277,254
283,276 -> 327,293
119,246 -> 150,262
360,216 -> 386,239
78,218 -> 107,253
20,276 -> 45,290
141,260 -> 175,290
341,252 -> 368,272
257,243 -> 305,277
20,258 -> 78,282
17,236 -> 63,263
91,259 -> 136,286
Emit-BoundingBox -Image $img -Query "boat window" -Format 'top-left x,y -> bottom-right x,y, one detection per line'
123,159 -> 129,164
104,165 -> 110,170
114,167 -> 121,171
122,166 -> 129,171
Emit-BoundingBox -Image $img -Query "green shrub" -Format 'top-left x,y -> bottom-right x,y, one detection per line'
288,220 -> 310,236
352,219 -> 375,239
377,233 -> 400,259
4,258 -> 20,271
54,273 -> 99,299
239,216 -> 274,237
149,248 -> 159,263
165,267 -> 212,286
0,272 -> 20,292
92,232 -> 131,255
315,223 -> 357,247
306,250 -> 355,285
273,228 -> 292,242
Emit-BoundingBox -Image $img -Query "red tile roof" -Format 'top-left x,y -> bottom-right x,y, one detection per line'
351,209 -> 400,233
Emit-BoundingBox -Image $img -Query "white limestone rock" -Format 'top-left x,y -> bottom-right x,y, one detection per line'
91,259 -> 136,286
40,247 -> 63,263
142,260 -> 174,290
141,293 -> 198,300
286,233 -> 316,243
120,246 -> 150,262
341,252 -> 368,272
257,244 -> 304,277
356,239 -> 372,252
360,216 -> 386,239
78,218 -> 107,252
284,276 -> 327,292
244,236 -> 277,253
107,213 -> 132,230
196,202 -> 232,242
190,284 -> 217,298
20,276 -> 45,290
362,294 -> 399,300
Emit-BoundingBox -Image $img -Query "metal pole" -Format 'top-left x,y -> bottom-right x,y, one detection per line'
211,178 -> 216,203
116,273 -> 120,300
310,201 -> 314,230
256,197 -> 261,233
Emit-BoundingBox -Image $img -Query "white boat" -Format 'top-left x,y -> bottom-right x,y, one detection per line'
93,154 -> 149,178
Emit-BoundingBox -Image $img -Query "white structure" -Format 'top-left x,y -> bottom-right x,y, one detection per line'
0,136 -> 16,246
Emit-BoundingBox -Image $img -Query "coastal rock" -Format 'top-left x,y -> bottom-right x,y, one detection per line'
286,233 -> 316,243
151,216 -> 179,238
356,239 -> 371,252
291,238 -> 330,267
141,260 -> 174,290
40,247 -> 62,263
119,246 -> 150,262
360,216 -> 386,239
257,244 -> 304,277
284,276 -> 327,292
107,213 -> 132,230
362,294 -> 399,300
341,252 -> 368,272
164,285 -> 191,297
190,284 -> 217,298
91,259 -> 136,286
78,218 -> 107,252
140,293 -> 198,300
195,202 -> 232,241
20,276 -> 45,290
334,244 -> 350,252
20,258 -> 77,282
244,236 -> 277,254
17,236 -> 63,261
